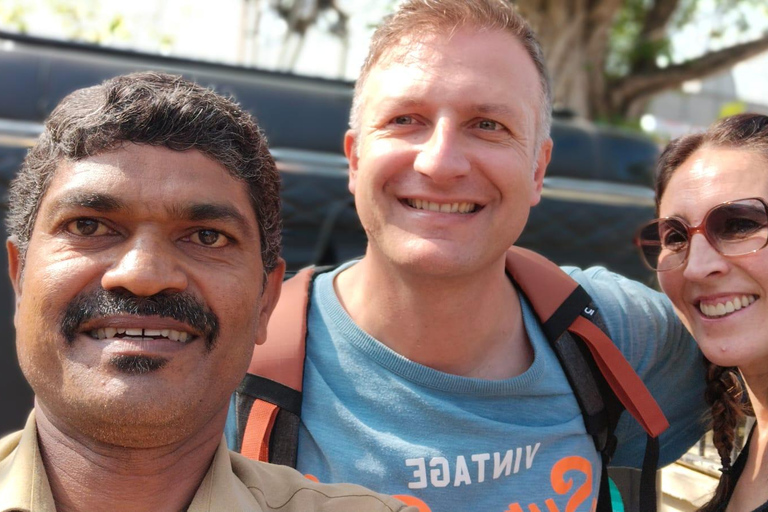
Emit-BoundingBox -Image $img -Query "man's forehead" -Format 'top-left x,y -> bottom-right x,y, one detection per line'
361,28 -> 541,118
49,145 -> 234,188
371,25 -> 525,69
39,146 -> 258,228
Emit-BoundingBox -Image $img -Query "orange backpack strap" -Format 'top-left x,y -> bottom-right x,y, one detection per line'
504,246 -> 669,437
238,267 -> 315,464
247,267 -> 314,390
505,247 -> 668,512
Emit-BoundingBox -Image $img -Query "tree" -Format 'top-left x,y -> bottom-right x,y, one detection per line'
273,0 -> 350,74
244,0 -> 350,75
514,0 -> 768,121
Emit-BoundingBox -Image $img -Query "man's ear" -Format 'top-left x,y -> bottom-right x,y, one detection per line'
530,137 -> 553,207
254,257 -> 286,346
7,238 -> 22,304
7,238 -> 23,328
344,129 -> 359,195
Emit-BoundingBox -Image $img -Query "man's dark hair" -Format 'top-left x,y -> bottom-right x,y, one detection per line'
7,71 -> 281,273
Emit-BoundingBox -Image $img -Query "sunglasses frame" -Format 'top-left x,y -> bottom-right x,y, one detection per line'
634,197 -> 768,272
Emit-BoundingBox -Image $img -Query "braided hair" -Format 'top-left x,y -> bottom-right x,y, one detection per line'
698,358 -> 751,512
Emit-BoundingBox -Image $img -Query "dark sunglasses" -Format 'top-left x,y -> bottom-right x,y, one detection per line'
634,197 -> 768,272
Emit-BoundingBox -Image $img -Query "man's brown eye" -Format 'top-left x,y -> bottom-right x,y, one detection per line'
77,220 -> 98,235
191,230 -> 229,248
199,230 -> 219,245
66,219 -> 107,236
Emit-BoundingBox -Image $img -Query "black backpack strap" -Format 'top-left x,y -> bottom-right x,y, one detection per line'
541,287 -> 620,512
507,247 -> 666,512
542,284 -> 663,512
236,373 -> 303,465
543,288 -> 622,453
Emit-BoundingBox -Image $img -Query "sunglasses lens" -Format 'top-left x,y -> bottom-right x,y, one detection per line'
637,219 -> 688,270
707,200 -> 768,256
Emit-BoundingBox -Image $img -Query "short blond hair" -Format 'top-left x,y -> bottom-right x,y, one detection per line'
350,0 -> 552,147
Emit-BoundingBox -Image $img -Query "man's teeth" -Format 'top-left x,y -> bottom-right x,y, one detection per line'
699,295 -> 757,318
89,327 -> 190,342
406,199 -> 477,213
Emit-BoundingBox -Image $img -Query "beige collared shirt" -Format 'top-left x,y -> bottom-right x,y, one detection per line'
0,412 -> 414,512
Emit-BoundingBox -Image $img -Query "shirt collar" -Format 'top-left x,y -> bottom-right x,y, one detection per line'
0,412 -> 255,512
188,436 -> 259,512
0,411 -> 56,512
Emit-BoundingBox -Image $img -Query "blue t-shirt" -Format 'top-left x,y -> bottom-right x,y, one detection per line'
295,264 -> 707,512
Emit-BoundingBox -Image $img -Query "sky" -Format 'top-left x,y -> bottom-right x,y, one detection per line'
734,53 -> 768,105
669,0 -> 768,106
1,0 -> 766,105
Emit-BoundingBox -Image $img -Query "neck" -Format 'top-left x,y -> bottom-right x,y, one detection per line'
34,403 -> 223,512
336,253 -> 532,379
739,367 -> 768,433
726,373 -> 768,511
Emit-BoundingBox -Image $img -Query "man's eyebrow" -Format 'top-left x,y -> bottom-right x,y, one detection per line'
373,97 -> 425,113
177,203 -> 253,233
45,192 -> 124,222
475,103 -> 519,117
375,99 -> 520,118
44,194 -> 253,233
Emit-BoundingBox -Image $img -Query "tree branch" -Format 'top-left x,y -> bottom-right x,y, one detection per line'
587,0 -> 623,28
639,0 -> 680,42
611,34 -> 768,105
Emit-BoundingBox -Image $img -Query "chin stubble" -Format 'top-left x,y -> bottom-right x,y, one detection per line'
109,354 -> 169,375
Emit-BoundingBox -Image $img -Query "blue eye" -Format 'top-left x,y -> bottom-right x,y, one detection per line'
477,120 -> 501,131
393,116 -> 415,125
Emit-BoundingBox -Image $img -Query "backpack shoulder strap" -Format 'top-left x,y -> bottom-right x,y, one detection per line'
247,267 -> 315,390
504,247 -> 669,438
505,246 -> 668,512
238,267 -> 315,465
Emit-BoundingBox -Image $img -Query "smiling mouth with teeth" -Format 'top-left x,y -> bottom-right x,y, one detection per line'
699,295 -> 758,318
89,327 -> 191,343
405,198 -> 479,214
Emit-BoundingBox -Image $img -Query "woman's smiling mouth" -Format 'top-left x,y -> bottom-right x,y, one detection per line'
698,295 -> 758,318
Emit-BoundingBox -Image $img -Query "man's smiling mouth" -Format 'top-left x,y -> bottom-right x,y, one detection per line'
88,327 -> 193,343
62,288 -> 219,349
404,198 -> 480,214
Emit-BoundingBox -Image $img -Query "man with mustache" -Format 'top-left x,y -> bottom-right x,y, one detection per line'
0,72 -> 415,512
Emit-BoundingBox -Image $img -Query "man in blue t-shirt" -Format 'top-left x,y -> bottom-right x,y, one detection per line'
237,1 -> 707,510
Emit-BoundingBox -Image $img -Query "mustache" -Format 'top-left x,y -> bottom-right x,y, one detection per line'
60,288 -> 220,350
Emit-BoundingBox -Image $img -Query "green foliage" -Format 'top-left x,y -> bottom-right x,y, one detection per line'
0,0 -> 173,47
0,1 -> 29,33
606,0 -> 675,78
48,0 -> 129,43
606,0 -> 766,80
670,0 -> 701,30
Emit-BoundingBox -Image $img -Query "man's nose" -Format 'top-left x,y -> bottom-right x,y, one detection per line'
101,233 -> 188,296
682,233 -> 730,281
413,119 -> 471,181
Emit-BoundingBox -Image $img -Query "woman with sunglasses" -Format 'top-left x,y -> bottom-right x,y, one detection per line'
636,113 -> 768,511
